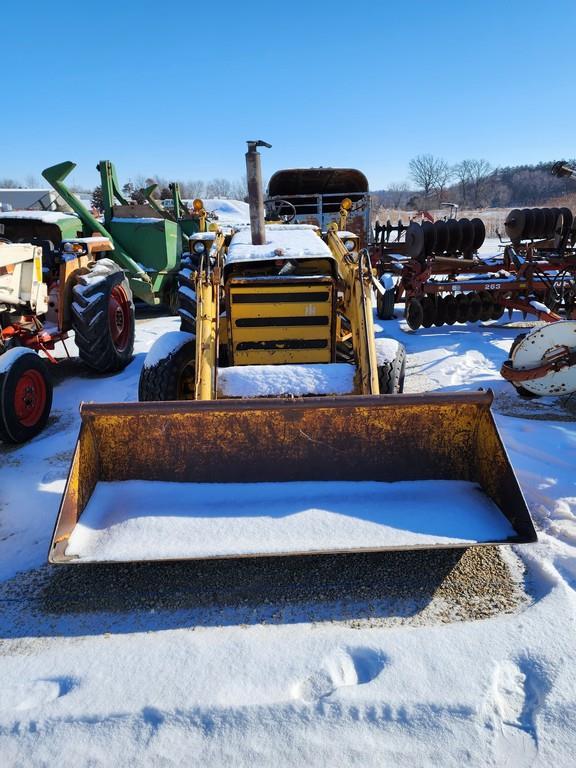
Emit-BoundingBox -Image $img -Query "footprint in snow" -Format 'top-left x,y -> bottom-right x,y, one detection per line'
0,677 -> 77,712
292,648 -> 386,703
484,658 -> 552,767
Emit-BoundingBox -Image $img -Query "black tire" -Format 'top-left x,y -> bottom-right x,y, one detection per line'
467,293 -> 482,323
421,295 -> 436,328
163,278 -> 180,316
138,333 -> 196,401
177,255 -> 198,333
433,296 -> 446,327
479,291 -> 493,322
444,295 -> 458,325
0,349 -> 53,443
375,340 -> 406,394
406,298 -> 423,330
71,259 -> 135,373
376,285 -> 395,320
507,333 -> 539,398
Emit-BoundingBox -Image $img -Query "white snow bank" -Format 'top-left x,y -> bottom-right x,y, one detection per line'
217,363 -> 355,397
64,479 -> 516,562
226,224 -> 331,264
200,198 -> 250,225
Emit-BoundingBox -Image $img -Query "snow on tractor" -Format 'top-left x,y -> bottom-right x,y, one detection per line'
47,142 -> 536,566
0,237 -> 134,443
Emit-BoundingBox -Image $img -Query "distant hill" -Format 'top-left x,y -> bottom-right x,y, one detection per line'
372,159 -> 576,211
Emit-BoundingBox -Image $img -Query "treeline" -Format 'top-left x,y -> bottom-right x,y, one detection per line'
373,157 -> 576,210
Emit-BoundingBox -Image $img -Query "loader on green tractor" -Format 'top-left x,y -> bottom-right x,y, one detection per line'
48,141 -> 536,565
42,159 -> 196,312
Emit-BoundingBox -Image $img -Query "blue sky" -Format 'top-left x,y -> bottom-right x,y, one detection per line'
3,0 -> 575,190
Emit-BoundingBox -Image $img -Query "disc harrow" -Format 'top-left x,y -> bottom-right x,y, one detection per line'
373,207 -> 576,330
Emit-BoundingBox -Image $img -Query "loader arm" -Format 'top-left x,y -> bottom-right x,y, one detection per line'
193,234 -> 225,400
140,184 -> 169,219
42,162 -> 153,295
325,226 -> 380,394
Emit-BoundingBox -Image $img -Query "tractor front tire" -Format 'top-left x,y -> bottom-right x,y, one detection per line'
375,339 -> 406,394
71,259 -> 135,373
138,333 -> 196,401
0,349 -> 53,443
177,255 -> 198,333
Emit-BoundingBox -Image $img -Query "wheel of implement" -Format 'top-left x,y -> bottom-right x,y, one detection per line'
506,322 -> 576,397
71,258 -> 135,373
375,339 -> 406,394
376,284 -> 396,320
560,207 -> 573,236
434,296 -> 446,326
490,300 -> 505,320
405,222 -> 425,262
138,332 -> 197,401
446,219 -> 461,252
470,218 -> 486,251
521,208 -> 535,239
444,294 -> 458,325
467,293 -> 482,323
421,295 -> 436,328
455,293 -> 469,323
549,208 -> 561,240
458,218 -> 475,252
421,221 -> 436,257
0,349 -> 53,443
479,291 -> 493,322
531,208 -> 546,240
504,209 -> 525,242
541,208 -> 555,239
433,220 -> 449,253
177,254 -> 198,333
405,298 -> 424,330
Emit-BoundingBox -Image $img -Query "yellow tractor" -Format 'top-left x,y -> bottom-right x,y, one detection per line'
48,142 -> 536,565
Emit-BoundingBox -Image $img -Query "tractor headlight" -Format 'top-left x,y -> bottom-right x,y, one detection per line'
344,239 -> 356,252
192,241 -> 206,254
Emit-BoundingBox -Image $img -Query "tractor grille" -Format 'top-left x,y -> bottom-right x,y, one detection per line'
227,277 -> 336,365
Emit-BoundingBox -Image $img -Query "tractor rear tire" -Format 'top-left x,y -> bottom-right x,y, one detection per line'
138,333 -> 196,401
0,349 -> 53,443
375,339 -> 406,394
177,255 -> 198,333
376,287 -> 395,320
71,259 -> 135,373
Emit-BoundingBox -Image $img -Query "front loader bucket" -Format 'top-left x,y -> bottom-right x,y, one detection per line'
49,391 -> 536,564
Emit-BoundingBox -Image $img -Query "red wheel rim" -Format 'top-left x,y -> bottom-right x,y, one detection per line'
108,285 -> 131,353
14,369 -> 47,427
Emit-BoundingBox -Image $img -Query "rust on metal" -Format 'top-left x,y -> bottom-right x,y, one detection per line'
48,391 -> 536,564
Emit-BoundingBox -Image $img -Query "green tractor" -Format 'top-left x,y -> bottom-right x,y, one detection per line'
42,160 -> 204,311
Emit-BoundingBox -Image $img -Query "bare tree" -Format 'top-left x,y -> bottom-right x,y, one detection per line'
468,159 -> 492,206
0,178 -> 20,189
408,155 -> 441,196
435,160 -> 453,203
388,181 -> 409,208
453,160 -> 474,205
230,175 -> 248,201
206,178 -> 232,198
181,180 -> 206,199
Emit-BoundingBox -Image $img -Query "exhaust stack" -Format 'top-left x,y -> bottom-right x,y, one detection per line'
245,140 -> 271,245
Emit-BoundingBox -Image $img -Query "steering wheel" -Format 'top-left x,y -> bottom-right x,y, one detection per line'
265,198 -> 297,223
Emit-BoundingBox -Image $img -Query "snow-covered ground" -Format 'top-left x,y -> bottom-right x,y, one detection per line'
1,277 -> 575,766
